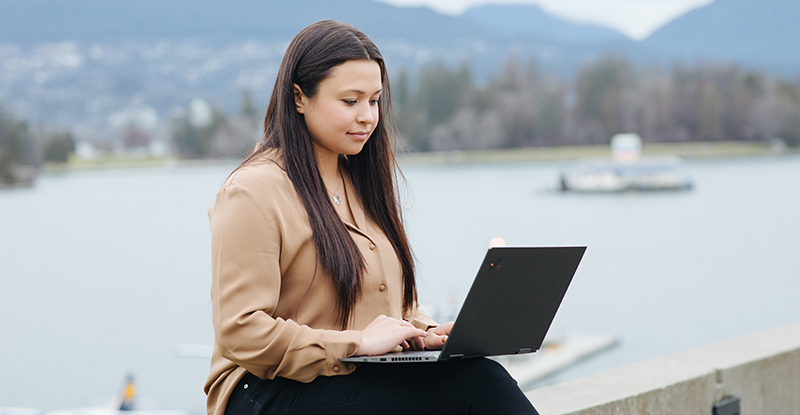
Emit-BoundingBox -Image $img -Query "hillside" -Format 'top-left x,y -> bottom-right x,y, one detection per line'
0,0 -> 493,43
643,0 -> 800,68
2,0 -> 799,136
461,3 -> 631,45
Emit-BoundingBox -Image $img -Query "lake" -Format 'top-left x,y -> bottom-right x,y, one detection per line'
1,155 -> 799,413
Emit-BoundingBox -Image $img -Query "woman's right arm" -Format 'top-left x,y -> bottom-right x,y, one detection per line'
210,183 -> 362,382
211,182 -> 427,381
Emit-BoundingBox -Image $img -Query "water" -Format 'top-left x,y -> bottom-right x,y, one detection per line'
1,156 -> 799,412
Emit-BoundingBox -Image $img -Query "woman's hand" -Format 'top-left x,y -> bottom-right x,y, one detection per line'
422,321 -> 454,350
355,315 -> 428,356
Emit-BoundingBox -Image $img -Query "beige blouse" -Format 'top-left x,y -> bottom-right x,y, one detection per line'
204,149 -> 436,415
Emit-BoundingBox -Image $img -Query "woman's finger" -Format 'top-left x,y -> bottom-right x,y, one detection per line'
429,321 -> 455,336
418,335 -> 427,349
355,315 -> 429,355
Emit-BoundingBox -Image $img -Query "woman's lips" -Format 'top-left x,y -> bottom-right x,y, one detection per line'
348,132 -> 370,140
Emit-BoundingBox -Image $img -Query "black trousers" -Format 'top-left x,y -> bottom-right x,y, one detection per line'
225,358 -> 539,415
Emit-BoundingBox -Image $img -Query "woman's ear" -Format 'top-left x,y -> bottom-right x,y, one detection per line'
293,84 -> 307,114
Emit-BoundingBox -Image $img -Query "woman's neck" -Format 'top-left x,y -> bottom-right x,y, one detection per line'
315,147 -> 341,184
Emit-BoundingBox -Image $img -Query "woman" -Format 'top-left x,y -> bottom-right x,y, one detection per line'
205,20 -> 539,415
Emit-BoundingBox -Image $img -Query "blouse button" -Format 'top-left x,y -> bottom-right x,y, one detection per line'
379,284 -> 386,292
369,243 -> 376,250
333,365 -> 340,373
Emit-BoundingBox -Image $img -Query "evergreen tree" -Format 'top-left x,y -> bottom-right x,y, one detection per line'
0,106 -> 36,185
43,131 -> 76,163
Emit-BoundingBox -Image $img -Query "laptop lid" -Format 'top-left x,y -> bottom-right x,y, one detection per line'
339,246 -> 586,363
437,246 -> 585,360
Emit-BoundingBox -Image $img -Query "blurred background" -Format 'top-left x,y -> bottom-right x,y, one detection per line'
1,0 -> 799,413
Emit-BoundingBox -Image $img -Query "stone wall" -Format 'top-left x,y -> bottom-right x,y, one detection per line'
526,322 -> 800,415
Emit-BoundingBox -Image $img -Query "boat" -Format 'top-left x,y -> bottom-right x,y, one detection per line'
559,134 -> 693,193
0,164 -> 37,189
27,374 -> 190,415
0,408 -> 43,415
43,409 -> 187,415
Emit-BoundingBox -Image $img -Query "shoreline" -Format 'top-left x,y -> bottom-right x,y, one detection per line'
36,141 -> 795,175
397,141 -> 792,165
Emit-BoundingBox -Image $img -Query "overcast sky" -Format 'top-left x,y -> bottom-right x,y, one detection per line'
378,0 -> 715,40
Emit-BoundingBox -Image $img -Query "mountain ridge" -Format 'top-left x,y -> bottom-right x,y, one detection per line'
460,4 -> 631,45
0,0 -> 495,43
643,0 -> 800,68
3,0 -> 799,71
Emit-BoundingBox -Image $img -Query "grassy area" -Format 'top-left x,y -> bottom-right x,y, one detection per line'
42,155 -> 172,173
38,141 -> 790,174
640,141 -> 778,159
397,141 -> 786,165
397,145 -> 609,165
41,155 -> 240,174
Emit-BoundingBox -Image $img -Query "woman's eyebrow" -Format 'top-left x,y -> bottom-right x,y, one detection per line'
341,88 -> 383,95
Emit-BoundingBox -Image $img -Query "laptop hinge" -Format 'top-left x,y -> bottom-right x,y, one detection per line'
448,354 -> 464,359
517,348 -> 533,354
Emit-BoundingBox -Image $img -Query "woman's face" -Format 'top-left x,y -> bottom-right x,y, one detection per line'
294,59 -> 382,159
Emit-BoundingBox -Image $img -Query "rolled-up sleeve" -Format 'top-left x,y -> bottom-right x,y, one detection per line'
408,303 -> 438,331
210,183 -> 361,382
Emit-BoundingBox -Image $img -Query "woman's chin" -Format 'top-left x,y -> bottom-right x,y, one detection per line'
343,143 -> 368,156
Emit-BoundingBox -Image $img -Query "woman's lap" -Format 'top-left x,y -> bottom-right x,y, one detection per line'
225,358 -> 539,415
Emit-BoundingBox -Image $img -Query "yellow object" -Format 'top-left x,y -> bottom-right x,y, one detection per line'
119,376 -> 136,411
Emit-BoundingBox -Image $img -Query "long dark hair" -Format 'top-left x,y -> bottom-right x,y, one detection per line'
237,20 -> 416,329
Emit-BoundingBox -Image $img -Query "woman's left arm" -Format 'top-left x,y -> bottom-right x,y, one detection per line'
423,321 -> 454,350
406,305 -> 454,350
407,305 -> 438,331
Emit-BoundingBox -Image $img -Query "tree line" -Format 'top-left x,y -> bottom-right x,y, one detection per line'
0,105 -> 75,186
168,90 -> 260,160
3,55 -> 799,184
392,56 -> 800,151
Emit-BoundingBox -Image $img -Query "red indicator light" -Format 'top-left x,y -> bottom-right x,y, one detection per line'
490,263 -> 495,267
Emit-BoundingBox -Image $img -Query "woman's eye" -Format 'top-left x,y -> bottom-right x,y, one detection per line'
370,99 -> 380,105
343,100 -> 357,105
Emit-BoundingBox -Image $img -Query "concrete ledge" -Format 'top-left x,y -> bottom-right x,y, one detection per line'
526,322 -> 800,415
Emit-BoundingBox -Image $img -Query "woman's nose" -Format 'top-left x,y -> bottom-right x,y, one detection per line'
356,102 -> 376,124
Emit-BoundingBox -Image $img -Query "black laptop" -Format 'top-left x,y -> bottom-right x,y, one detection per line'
339,246 -> 586,363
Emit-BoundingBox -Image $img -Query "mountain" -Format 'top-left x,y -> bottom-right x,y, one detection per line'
643,0 -> 800,69
0,0 -> 519,132
0,0 -> 494,44
0,0 -> 639,73
460,4 -> 631,45
2,0 -> 798,135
